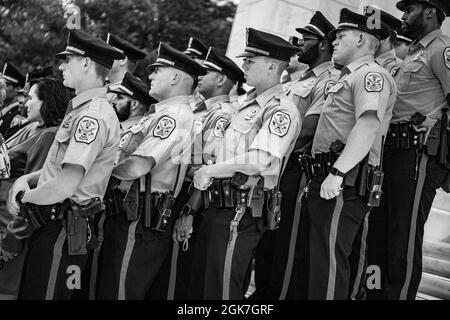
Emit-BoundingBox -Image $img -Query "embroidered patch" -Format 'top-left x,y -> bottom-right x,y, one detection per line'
444,47 -> 450,70
153,116 -> 176,139
364,72 -> 384,92
269,111 -> 291,137
213,117 -> 229,138
390,66 -> 400,77
245,108 -> 258,120
324,81 -> 336,96
62,114 -> 73,129
119,132 -> 132,149
74,116 -> 99,144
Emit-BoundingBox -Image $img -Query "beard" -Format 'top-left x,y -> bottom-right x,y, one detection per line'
297,42 -> 320,65
402,10 -> 426,39
113,100 -> 132,122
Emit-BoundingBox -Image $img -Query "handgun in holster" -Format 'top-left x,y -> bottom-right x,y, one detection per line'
365,136 -> 385,207
67,202 -> 89,256
152,193 -> 176,232
123,180 -> 140,221
264,188 -> 282,231
300,155 -> 314,181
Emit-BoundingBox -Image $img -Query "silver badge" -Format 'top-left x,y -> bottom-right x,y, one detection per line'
245,108 -> 258,120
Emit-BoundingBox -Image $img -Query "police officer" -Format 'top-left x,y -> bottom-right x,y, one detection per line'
6,29 -> 123,299
166,46 -> 243,300
184,36 -> 209,64
105,33 -> 147,86
0,63 -> 26,137
364,6 -> 403,74
251,12 -> 340,300
108,72 -> 156,130
96,42 -> 204,300
295,8 -> 396,299
367,0 -> 450,300
190,28 -> 301,300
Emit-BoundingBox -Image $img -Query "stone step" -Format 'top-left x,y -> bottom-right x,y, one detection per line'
423,256 -> 450,279
423,239 -> 450,261
418,272 -> 450,300
424,207 -> 450,242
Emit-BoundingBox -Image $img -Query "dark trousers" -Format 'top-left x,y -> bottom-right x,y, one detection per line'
189,206 -> 263,300
96,214 -> 171,300
366,148 -> 447,300
18,219 -> 91,300
298,178 -> 368,300
252,157 -> 303,299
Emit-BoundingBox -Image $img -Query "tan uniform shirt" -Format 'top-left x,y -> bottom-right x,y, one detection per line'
375,49 -> 402,76
392,29 -> 450,126
312,55 -> 396,166
216,84 -> 301,189
117,95 -> 194,197
39,88 -> 120,205
286,61 -> 340,119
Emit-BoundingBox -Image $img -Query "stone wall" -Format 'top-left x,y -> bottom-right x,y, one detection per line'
227,0 -> 450,59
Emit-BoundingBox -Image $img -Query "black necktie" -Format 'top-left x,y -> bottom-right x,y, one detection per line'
338,67 -> 351,80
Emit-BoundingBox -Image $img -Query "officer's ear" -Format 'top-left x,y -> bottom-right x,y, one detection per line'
130,99 -> 140,111
170,70 -> 180,85
424,7 -> 437,19
82,57 -> 93,72
356,32 -> 365,48
217,74 -> 228,87
119,56 -> 129,67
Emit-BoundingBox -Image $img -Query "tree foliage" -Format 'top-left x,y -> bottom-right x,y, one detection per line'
0,0 -> 236,78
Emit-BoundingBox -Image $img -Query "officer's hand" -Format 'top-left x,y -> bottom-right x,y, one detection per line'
176,214 -> 194,242
7,178 -> 30,216
320,174 -> 343,200
0,248 -> 17,262
193,167 -> 213,191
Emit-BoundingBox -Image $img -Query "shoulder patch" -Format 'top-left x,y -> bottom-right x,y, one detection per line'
269,111 -> 291,137
390,66 -> 400,77
324,80 -> 336,97
444,47 -> 450,70
153,116 -> 176,139
364,72 -> 384,92
74,116 -> 99,144
213,117 -> 229,138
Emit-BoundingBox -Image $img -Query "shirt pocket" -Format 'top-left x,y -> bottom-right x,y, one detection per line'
325,82 -> 345,112
399,61 -> 423,91
54,129 -> 71,164
232,120 -> 254,154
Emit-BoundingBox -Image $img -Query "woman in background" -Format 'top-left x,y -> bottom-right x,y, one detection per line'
0,77 -> 73,300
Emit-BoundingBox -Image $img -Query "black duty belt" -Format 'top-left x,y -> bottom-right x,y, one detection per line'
203,178 -> 252,209
285,151 -> 302,170
299,151 -> 340,180
20,198 -> 103,229
385,122 -> 427,150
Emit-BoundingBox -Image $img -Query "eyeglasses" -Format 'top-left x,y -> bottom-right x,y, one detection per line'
296,36 -> 321,46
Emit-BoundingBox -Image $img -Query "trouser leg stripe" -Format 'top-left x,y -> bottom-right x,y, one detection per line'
118,219 -> 139,300
45,227 -> 66,300
350,211 -> 370,300
167,241 -> 180,300
89,211 -> 107,300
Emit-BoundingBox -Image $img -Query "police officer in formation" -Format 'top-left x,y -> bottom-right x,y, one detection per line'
1,0 -> 450,301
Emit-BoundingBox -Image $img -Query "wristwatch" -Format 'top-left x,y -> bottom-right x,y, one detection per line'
330,167 -> 345,178
15,190 -> 26,206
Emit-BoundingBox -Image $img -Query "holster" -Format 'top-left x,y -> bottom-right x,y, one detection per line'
365,167 -> 384,207
264,189 -> 282,230
151,193 -> 176,232
66,198 -> 103,256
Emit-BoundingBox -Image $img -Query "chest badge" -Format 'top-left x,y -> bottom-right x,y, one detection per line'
413,50 -> 424,61
62,114 -> 73,129
245,108 -> 258,120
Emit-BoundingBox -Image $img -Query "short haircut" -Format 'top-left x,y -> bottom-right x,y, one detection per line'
93,61 -> 110,82
350,29 -> 379,53
34,77 -> 74,127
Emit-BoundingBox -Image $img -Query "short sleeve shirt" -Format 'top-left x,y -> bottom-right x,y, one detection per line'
118,95 -> 194,196
216,84 -> 301,189
312,55 -> 397,166
375,49 -> 402,76
39,88 -> 121,205
392,29 -> 450,125
286,61 -> 340,119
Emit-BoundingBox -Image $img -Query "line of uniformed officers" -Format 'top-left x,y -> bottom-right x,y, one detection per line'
0,0 -> 449,300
